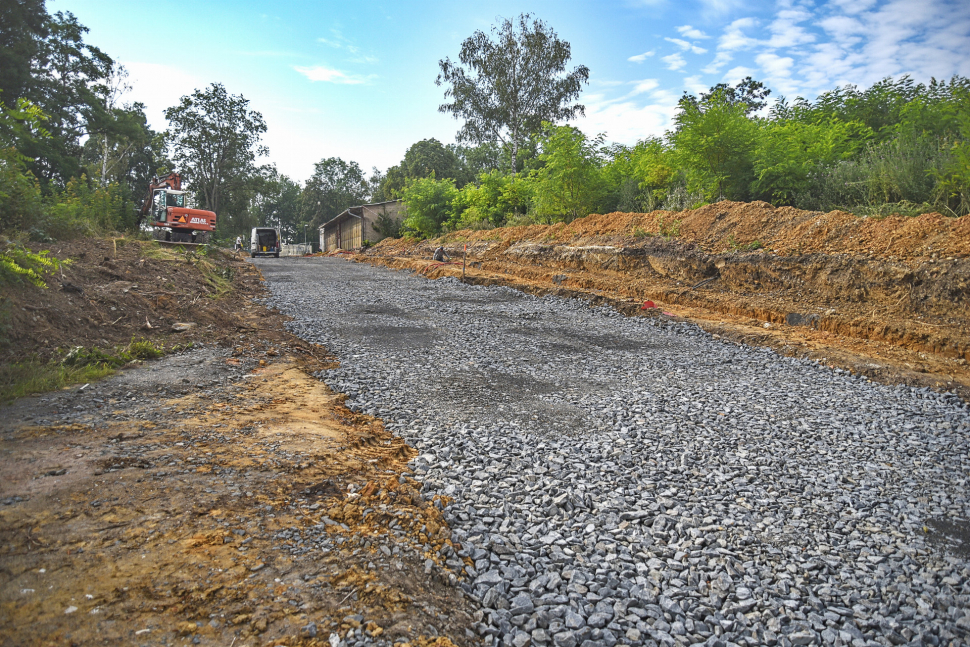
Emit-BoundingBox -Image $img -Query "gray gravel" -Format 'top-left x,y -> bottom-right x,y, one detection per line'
258,257 -> 970,647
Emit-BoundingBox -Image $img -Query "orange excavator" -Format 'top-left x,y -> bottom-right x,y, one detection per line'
139,172 -> 217,243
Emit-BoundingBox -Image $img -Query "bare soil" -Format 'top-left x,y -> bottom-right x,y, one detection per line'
360,202 -> 970,400
0,241 -> 475,646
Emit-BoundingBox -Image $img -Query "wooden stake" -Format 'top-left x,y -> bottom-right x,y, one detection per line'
462,244 -> 467,283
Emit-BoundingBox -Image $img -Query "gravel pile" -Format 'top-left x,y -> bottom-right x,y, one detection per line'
258,258 -> 970,647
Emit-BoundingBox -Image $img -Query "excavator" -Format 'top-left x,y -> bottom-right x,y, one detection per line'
139,172 -> 217,244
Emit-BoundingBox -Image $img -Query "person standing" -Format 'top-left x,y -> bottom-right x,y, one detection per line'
235,235 -> 243,252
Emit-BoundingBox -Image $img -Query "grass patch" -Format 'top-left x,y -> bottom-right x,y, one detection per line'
1,337 -> 167,403
0,359 -> 115,403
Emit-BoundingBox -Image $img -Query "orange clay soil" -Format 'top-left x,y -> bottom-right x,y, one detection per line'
358,201 -> 970,400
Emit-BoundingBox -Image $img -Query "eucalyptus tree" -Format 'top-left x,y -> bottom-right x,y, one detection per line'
436,13 -> 589,175
164,83 -> 267,216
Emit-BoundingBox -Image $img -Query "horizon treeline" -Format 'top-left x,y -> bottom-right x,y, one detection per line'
385,74 -> 970,239
2,2 -> 968,248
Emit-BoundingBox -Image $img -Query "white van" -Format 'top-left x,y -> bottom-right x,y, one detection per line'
250,227 -> 280,258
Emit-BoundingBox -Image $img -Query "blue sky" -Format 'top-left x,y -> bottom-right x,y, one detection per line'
59,0 -> 970,184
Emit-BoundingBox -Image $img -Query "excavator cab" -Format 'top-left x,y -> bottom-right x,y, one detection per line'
151,189 -> 187,222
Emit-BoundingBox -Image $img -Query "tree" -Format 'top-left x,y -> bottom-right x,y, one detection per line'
436,13 -> 589,175
249,167 -> 301,240
680,76 -> 771,116
0,0 -> 48,103
301,157 -> 369,229
17,11 -> 114,188
400,176 -> 457,238
530,123 -> 606,222
671,86 -> 758,202
750,119 -> 870,205
402,138 -> 469,186
374,138 -> 470,201
164,83 -> 267,217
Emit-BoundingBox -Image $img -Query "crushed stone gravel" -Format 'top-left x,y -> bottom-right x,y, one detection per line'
258,257 -> 970,647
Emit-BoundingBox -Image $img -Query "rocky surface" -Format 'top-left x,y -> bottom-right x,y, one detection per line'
260,257 -> 970,647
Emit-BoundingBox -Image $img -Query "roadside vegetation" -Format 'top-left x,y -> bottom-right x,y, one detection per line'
0,336 -> 168,404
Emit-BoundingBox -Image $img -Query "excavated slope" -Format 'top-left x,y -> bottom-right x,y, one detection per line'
358,201 -> 970,398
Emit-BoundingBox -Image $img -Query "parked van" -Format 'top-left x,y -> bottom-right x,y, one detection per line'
251,227 -> 280,258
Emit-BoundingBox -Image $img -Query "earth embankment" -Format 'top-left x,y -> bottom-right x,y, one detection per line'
359,202 -> 970,399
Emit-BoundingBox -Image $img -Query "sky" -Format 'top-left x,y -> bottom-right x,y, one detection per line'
58,0 -> 970,184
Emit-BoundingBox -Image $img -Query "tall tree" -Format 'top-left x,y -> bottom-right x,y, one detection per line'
436,13 -> 589,175
0,0 -> 48,103
164,83 -> 267,216
301,157 -> 369,228
17,10 -> 114,188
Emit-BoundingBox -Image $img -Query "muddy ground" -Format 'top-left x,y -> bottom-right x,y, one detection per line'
360,202 -> 970,400
0,240 -> 475,646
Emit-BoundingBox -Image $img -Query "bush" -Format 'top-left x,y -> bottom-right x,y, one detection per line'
401,176 -> 458,238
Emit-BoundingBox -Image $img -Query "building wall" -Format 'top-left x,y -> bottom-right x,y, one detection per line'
319,201 -> 404,251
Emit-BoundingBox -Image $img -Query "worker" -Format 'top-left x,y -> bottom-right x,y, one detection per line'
235,235 -> 243,252
433,246 -> 449,262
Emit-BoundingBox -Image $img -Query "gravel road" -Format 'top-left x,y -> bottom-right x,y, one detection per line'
258,257 -> 970,647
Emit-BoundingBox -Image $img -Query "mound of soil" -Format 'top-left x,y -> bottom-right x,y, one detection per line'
1,239 -> 264,364
361,202 -> 970,399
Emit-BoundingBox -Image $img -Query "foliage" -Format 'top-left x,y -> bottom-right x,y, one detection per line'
0,356 -> 114,404
11,10 -> 114,189
401,176 -> 458,238
671,86 -> 758,202
301,157 -> 370,229
437,13 -> 589,174
680,76 -> 771,116
249,166 -> 301,240
450,170 -> 532,229
750,119 -> 871,204
529,124 -> 607,223
375,139 -> 469,200
41,175 -> 126,239
164,83 -> 268,220
0,236 -> 65,288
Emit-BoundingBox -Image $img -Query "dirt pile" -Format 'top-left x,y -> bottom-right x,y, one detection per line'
360,202 -> 970,399
1,238 -> 261,365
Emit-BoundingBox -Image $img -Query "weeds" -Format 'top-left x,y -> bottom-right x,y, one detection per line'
0,359 -> 115,403
0,337 -> 167,403
631,226 -> 653,238
728,236 -> 765,252
658,217 -> 682,238
0,237 -> 67,288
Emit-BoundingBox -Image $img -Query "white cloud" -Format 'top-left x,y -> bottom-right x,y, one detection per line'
682,75 -> 708,96
699,0 -> 746,14
722,66 -> 757,85
662,53 -> 687,71
628,50 -> 655,63
665,38 -> 708,54
702,51 -> 733,74
574,97 -> 678,145
630,79 -> 660,96
718,17 -> 759,51
294,65 -> 375,85
677,25 -> 710,39
766,7 -> 816,48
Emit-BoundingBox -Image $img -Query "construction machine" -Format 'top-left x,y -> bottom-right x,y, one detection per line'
139,172 -> 217,244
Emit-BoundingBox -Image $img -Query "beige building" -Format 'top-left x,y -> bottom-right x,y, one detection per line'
319,200 -> 405,252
